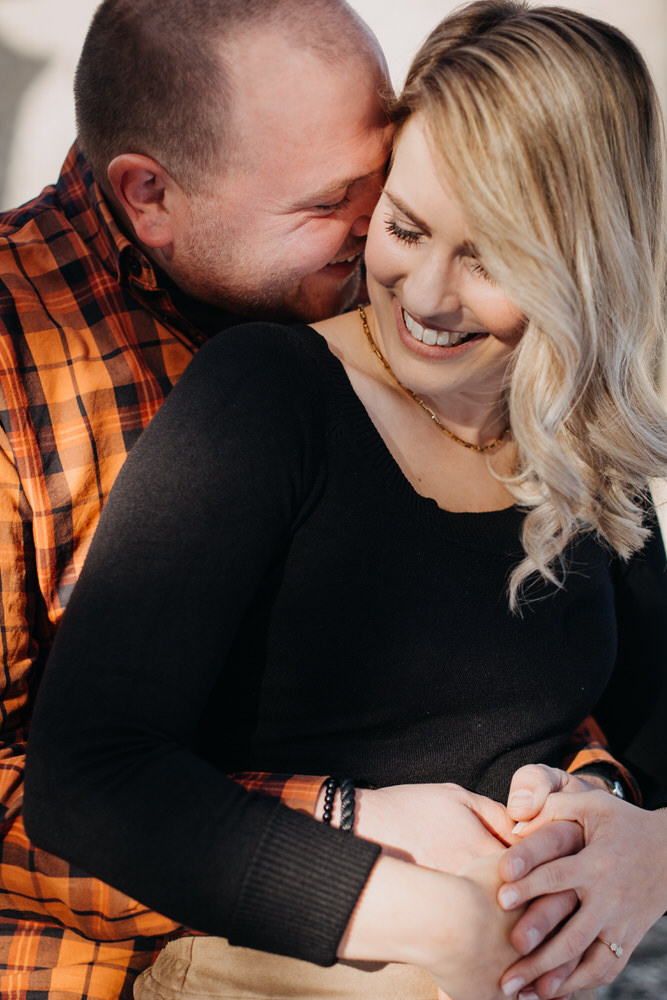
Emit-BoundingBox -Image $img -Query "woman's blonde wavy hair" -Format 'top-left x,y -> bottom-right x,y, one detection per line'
395,0 -> 667,608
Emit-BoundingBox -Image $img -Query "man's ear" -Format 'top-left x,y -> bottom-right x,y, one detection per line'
107,154 -> 180,249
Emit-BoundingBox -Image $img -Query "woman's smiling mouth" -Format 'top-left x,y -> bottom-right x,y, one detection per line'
402,308 -> 483,347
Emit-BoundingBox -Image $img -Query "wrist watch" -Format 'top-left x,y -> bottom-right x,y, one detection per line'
573,764 -> 627,799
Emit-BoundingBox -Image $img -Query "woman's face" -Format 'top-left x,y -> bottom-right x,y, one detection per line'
364,115 -> 525,408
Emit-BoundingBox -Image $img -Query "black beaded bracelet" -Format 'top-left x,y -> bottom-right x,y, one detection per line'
321,776 -> 356,832
322,776 -> 338,824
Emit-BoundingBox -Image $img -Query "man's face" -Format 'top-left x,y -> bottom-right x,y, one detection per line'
167,30 -> 392,323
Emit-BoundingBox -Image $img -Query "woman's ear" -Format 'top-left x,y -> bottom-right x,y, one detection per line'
107,154 -> 180,249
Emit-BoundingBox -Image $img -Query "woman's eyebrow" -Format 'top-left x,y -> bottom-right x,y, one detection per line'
460,238 -> 480,257
383,190 -> 431,234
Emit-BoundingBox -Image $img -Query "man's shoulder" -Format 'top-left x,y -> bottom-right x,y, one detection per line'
0,176 -> 108,354
0,185 -> 62,242
0,144 -> 92,244
0,185 -> 86,304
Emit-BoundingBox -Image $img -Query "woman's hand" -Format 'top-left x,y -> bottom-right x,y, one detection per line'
349,783 -> 519,872
505,763 -> 611,822
338,852 -> 523,1000
500,764 -> 594,994
496,769 -> 667,998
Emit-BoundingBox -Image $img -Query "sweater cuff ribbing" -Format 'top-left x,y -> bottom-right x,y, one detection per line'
228,804 -> 381,966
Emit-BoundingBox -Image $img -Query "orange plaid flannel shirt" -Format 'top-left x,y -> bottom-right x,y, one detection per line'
0,146 -> 635,1000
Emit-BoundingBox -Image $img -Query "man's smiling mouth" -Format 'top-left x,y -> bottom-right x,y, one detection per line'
326,251 -> 362,268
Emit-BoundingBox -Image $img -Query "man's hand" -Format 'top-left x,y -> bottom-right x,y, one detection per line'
339,852 -> 523,1000
497,765 -> 667,998
443,851 -> 527,1000
352,783 -> 518,872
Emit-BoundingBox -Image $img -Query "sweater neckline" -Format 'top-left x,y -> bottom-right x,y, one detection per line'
294,323 -> 526,555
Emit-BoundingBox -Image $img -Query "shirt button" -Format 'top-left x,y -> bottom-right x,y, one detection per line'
127,256 -> 143,277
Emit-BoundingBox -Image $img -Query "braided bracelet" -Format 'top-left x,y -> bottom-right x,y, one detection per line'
339,777 -> 355,833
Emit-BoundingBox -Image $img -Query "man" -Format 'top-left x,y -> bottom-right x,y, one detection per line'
0,1 -> 391,996
0,1 -> 631,997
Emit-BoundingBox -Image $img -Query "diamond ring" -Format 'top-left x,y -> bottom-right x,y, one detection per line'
598,938 -> 624,958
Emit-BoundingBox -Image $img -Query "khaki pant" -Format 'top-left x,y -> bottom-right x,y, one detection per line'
134,936 -> 597,1000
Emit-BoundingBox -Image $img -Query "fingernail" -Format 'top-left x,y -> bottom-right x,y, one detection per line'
512,821 -> 528,835
509,790 -> 535,810
509,856 -> 525,879
498,886 -> 520,909
502,977 -> 525,996
517,991 -> 539,1000
525,927 -> 541,951
550,979 -> 564,996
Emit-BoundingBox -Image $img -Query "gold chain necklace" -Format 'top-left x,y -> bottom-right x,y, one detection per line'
357,305 -> 510,454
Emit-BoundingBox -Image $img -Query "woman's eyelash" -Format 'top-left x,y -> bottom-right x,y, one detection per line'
383,215 -> 494,282
384,216 -> 423,245
468,259 -> 494,282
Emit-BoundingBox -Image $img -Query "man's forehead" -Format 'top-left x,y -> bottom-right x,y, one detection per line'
218,27 -> 392,200
228,99 -> 391,204
222,27 -> 388,123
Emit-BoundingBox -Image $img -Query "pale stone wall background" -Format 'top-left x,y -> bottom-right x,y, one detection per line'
0,0 -> 666,209
0,2 -> 666,994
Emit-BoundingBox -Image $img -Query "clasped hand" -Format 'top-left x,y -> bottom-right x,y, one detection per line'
354,781 -> 518,871
353,774 -> 634,1000
493,764 -> 667,999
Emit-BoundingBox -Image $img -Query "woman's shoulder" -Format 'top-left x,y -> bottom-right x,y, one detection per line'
193,321 -> 337,380
164,320 -> 345,431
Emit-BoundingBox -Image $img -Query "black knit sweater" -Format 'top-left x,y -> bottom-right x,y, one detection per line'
25,323 -> 667,963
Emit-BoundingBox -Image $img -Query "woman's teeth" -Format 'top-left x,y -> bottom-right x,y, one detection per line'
403,309 -> 472,347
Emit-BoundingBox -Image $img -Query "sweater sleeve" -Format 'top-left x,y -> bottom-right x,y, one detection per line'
24,325 -> 380,964
593,507 -> 667,807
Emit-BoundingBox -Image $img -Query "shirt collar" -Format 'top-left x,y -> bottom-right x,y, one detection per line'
56,141 -> 138,285
56,143 -> 243,343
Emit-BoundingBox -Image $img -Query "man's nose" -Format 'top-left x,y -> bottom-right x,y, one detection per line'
347,176 -> 382,237
349,213 -> 371,238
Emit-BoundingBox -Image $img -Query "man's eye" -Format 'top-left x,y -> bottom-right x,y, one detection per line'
316,194 -> 351,212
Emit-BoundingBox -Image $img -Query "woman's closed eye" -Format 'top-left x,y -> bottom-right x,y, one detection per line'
384,215 -> 423,246
460,242 -> 495,283
467,258 -> 494,282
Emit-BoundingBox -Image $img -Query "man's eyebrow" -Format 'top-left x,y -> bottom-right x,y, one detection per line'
383,190 -> 431,234
303,169 -> 380,204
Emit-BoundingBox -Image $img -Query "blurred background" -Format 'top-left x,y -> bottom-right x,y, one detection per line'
1,0 -> 666,210
1,1 -> 666,994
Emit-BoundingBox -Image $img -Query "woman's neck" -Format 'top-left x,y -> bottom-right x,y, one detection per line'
312,308 -> 516,513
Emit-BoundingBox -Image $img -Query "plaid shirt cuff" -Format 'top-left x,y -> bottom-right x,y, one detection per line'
230,772 -> 326,815
563,715 -> 641,804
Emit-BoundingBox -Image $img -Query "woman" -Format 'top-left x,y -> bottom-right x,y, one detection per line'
24,2 -> 667,999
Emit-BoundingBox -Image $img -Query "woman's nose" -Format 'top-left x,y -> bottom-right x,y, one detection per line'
404,265 -> 463,320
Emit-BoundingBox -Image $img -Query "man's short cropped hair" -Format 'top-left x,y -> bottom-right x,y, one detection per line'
75,0 -> 384,193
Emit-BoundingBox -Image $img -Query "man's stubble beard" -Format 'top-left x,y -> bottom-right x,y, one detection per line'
170,239 -> 364,323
